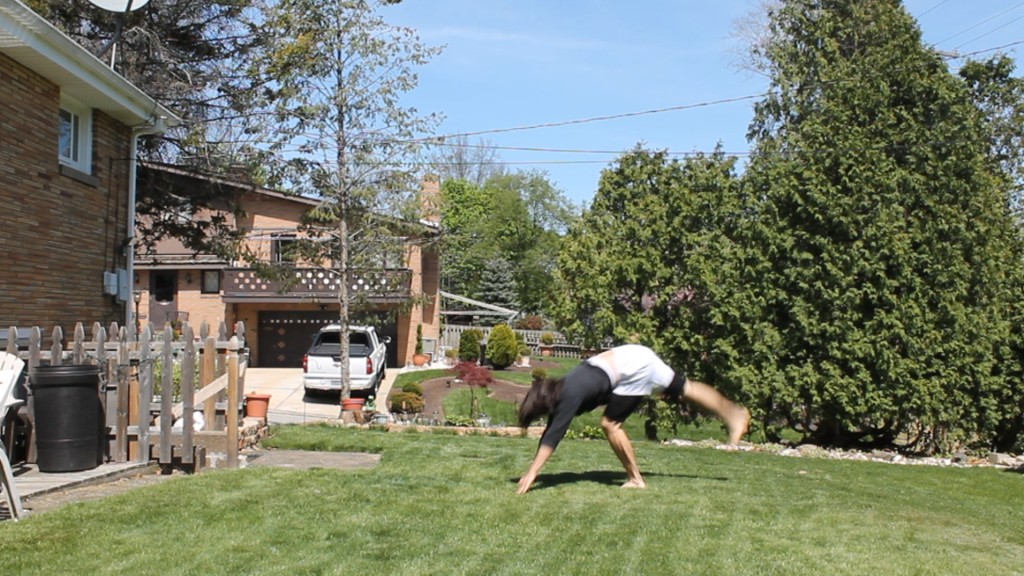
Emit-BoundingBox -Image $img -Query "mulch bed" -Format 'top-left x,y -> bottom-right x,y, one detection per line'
390,358 -> 567,419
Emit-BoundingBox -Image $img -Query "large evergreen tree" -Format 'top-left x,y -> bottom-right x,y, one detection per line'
739,0 -> 1024,451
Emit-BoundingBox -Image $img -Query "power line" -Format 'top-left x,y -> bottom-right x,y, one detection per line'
934,1 -> 1024,46
414,93 -> 767,143
413,37 -> 1021,149
954,15 -> 1024,50
435,141 -> 748,156
958,40 -> 1024,57
918,0 -> 952,18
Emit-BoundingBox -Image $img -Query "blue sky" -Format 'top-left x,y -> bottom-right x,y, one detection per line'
386,1 -> 1024,207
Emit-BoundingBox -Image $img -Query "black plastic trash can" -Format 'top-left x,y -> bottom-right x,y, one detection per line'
31,365 -> 103,473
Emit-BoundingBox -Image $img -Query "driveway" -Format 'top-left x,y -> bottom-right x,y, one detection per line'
244,367 -> 399,425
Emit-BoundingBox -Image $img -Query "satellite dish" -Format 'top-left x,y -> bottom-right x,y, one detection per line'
87,0 -> 150,12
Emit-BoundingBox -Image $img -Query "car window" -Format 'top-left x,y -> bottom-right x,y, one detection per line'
309,331 -> 373,356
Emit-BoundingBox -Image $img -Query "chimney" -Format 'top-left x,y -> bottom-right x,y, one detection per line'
419,174 -> 441,224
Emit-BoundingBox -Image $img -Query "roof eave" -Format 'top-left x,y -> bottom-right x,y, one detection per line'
0,0 -> 179,127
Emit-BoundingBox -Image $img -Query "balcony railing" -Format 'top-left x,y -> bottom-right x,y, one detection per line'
222,267 -> 412,302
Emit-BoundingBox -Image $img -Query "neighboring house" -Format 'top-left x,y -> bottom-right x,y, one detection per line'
133,164 -> 442,369
0,1 -> 178,334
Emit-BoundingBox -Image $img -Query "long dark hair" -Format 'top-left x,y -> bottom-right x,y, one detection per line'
517,377 -> 564,428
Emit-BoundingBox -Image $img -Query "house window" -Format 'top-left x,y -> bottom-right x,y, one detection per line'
271,233 -> 297,264
58,95 -> 92,174
201,270 -> 220,294
360,237 -> 404,269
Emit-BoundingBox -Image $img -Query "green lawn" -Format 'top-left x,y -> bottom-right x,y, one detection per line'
2,426 -> 1022,575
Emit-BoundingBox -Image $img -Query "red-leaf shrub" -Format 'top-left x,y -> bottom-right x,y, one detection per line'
450,361 -> 493,388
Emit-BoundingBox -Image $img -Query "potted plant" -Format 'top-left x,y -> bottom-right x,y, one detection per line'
539,332 -> 555,356
412,324 -> 428,366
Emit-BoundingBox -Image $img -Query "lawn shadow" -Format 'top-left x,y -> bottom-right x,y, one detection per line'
519,470 -> 730,491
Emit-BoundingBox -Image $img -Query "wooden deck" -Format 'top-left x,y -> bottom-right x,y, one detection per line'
1,460 -> 155,520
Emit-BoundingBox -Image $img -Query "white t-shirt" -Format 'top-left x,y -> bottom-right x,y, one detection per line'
585,345 -> 676,397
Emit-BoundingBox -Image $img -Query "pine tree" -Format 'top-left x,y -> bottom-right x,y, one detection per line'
738,0 -> 1024,451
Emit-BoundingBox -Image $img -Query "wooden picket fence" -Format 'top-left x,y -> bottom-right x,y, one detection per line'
2,320 -> 249,470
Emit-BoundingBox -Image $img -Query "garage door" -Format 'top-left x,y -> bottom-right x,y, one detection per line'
257,311 -> 338,367
257,311 -> 399,368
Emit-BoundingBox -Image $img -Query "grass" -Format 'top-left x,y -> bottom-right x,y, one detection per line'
2,426 -> 1022,575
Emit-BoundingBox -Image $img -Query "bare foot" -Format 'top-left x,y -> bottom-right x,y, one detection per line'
727,408 -> 750,445
621,479 -> 647,489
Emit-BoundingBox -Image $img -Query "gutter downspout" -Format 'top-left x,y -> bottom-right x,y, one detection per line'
125,116 -> 168,329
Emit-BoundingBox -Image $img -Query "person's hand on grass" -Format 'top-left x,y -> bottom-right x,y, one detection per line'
516,473 -> 535,494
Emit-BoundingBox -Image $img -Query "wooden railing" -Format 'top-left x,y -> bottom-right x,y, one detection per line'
222,267 -> 412,302
2,321 -> 248,469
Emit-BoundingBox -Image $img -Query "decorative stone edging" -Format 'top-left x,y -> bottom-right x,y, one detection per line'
665,438 -> 1024,470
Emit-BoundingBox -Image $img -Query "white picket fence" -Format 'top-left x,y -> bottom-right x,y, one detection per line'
440,325 -> 582,359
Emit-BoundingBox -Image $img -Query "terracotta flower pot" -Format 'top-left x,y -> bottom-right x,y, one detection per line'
341,397 -> 366,412
245,393 -> 272,419
412,353 -> 428,367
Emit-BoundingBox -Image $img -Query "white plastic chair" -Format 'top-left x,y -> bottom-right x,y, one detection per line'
0,352 -> 26,520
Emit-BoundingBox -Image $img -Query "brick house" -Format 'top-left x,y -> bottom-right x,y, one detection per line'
133,164 -> 442,369
0,1 -> 178,334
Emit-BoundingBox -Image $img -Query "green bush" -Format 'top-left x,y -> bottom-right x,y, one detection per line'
401,382 -> 424,396
486,324 -> 518,369
540,332 -> 555,345
518,344 -> 531,357
531,368 -> 547,382
458,329 -> 484,362
565,425 -> 605,440
390,391 -> 425,414
415,324 -> 424,355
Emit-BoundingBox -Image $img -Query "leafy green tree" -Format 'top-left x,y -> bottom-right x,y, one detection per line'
440,171 -> 576,315
247,0 -> 439,399
486,171 -> 577,314
550,146 -> 746,363
739,0 -> 1024,451
439,179 -> 492,297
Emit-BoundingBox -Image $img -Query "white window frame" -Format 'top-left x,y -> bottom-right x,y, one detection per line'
58,95 -> 92,174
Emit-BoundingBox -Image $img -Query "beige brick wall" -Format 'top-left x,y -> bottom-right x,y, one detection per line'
0,53 -> 131,335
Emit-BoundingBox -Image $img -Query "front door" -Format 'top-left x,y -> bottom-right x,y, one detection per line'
148,270 -> 178,330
